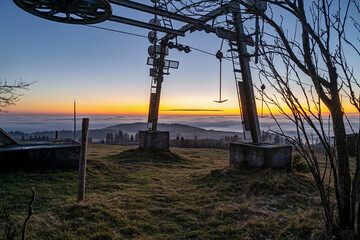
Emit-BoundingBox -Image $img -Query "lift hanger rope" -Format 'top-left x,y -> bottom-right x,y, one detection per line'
214,39 -> 228,103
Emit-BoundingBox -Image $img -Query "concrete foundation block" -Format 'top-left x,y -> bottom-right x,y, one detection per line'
139,131 -> 169,151
230,142 -> 292,170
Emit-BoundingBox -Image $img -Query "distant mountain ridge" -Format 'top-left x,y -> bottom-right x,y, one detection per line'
104,122 -> 241,139
9,122 -> 241,141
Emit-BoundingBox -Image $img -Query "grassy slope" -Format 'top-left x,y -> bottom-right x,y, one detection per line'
0,144 -> 326,240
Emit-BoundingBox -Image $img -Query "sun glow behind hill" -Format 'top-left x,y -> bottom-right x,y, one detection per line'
7,99 -> 358,115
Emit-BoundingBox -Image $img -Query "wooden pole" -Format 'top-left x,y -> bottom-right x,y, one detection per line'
55,131 -> 59,140
74,100 -> 77,141
77,118 -> 89,202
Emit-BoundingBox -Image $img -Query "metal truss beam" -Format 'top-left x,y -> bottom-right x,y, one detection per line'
109,15 -> 185,36
163,3 -> 232,40
109,1 -> 241,42
109,0 -> 202,25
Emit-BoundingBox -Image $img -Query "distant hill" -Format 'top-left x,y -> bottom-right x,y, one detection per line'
104,122 -> 241,140
9,122 -> 241,142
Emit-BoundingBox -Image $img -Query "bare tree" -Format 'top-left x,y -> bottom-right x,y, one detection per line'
0,79 -> 32,112
173,0 -> 360,238
256,48 -> 340,236
249,1 -> 360,238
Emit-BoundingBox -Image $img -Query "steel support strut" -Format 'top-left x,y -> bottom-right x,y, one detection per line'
148,41 -> 168,131
109,0 -> 201,25
232,3 -> 261,143
109,15 -> 185,36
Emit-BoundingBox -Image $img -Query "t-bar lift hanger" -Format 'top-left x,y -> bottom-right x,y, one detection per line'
214,39 -> 228,103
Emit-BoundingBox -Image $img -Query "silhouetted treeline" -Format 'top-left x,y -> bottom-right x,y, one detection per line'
170,135 -> 230,149
21,135 -> 50,141
103,130 -> 138,145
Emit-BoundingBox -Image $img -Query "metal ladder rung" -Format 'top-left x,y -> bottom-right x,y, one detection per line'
225,12 -> 249,140
226,20 -> 235,25
158,0 -> 174,29
163,22 -> 173,27
158,1 -> 168,9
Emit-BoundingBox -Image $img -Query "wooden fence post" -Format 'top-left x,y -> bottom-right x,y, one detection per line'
77,118 -> 89,202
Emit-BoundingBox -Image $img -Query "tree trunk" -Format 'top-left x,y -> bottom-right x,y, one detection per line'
331,104 -> 353,233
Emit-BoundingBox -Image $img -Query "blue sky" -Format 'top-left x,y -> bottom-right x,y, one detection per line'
1,1 -> 359,115
1,0 -> 243,114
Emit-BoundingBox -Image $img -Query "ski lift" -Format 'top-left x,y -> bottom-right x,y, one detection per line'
214,41 -> 228,103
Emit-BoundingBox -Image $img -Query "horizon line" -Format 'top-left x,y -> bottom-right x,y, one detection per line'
2,112 -> 360,116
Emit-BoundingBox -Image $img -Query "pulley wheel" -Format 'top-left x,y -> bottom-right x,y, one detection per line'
216,50 -> 223,60
13,0 -> 112,24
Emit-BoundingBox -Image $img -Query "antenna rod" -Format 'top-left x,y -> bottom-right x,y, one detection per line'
74,99 -> 76,141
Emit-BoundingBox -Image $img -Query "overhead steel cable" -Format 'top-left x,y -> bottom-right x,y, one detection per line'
84,24 -> 148,39
85,24 -> 356,100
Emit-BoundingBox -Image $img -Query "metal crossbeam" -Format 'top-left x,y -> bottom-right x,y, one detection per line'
162,3 -> 231,40
109,0 -> 202,25
109,0 -> 238,42
109,15 -> 185,36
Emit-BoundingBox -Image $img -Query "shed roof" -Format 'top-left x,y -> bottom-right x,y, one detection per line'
0,128 -> 19,146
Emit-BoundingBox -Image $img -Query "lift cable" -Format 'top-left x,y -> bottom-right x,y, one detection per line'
85,24 -> 357,128
85,24 -> 356,101
84,24 -> 148,39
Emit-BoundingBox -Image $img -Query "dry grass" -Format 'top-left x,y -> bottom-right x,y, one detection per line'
0,144 -> 327,239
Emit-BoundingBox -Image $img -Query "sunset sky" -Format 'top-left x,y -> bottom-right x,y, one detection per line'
1,1 -> 358,116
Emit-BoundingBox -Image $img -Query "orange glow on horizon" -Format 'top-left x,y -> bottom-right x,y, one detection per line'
8,99 -> 358,116
9,106 -> 359,116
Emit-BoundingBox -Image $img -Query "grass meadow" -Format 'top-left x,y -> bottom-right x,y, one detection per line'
0,144 -> 326,239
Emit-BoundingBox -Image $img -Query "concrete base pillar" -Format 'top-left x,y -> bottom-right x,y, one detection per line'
139,131 -> 169,151
230,142 -> 292,171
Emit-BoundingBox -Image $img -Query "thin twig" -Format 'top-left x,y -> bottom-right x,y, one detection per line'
21,187 -> 36,240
